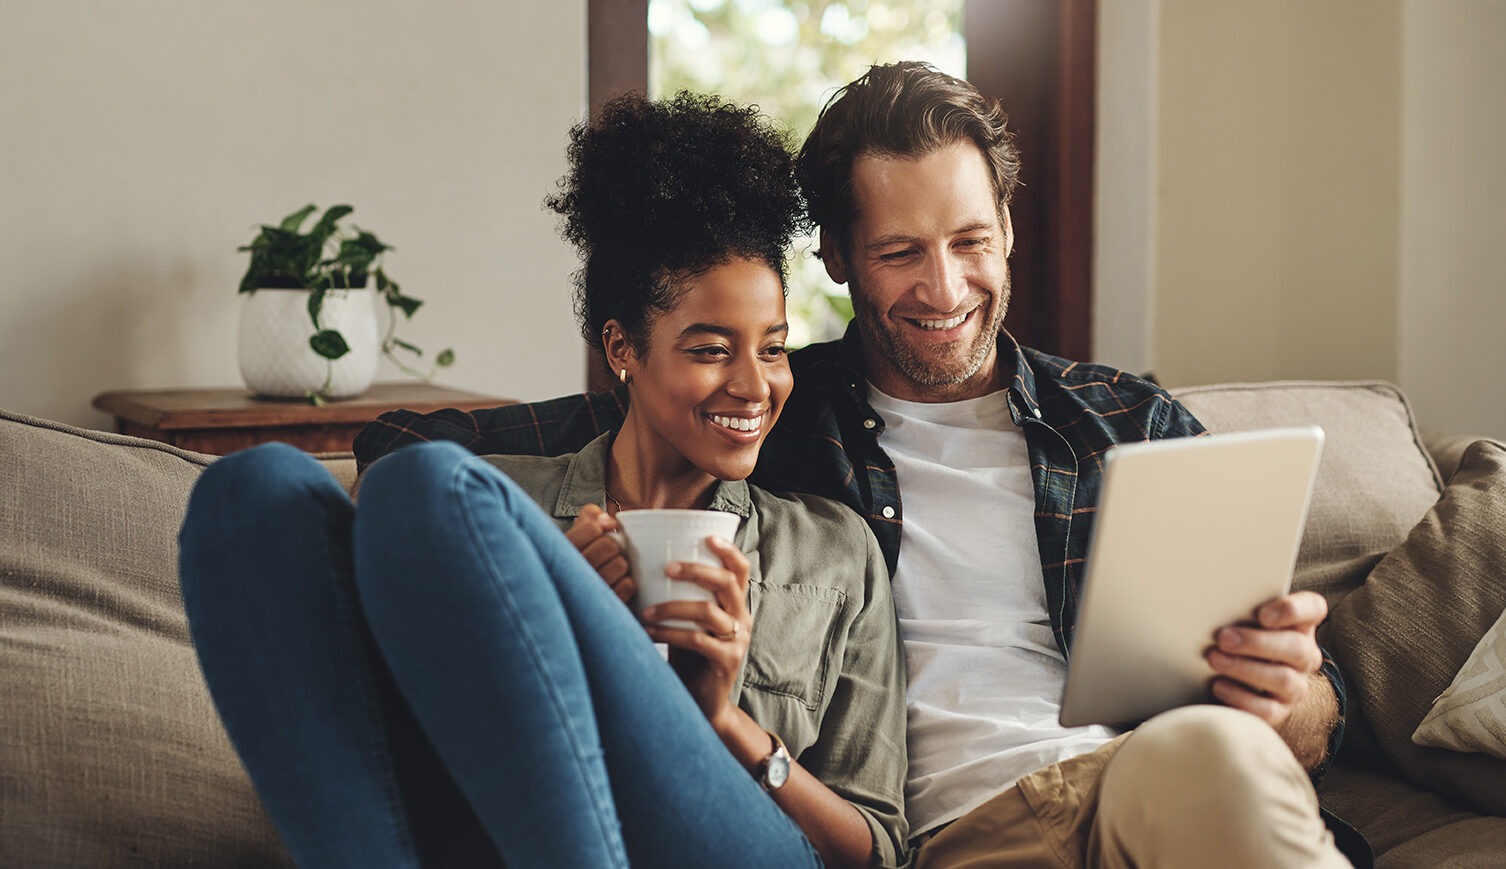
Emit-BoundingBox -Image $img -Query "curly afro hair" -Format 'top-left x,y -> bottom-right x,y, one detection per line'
546,91 -> 803,350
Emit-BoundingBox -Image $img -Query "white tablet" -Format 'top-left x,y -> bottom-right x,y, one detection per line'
1057,426 -> 1324,728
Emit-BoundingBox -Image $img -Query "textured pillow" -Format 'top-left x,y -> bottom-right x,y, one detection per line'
0,409 -> 292,866
1413,567 -> 1506,759
1321,439 -> 1506,816
1171,381 -> 1443,608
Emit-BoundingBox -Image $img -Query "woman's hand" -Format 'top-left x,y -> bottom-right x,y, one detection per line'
564,504 -> 635,601
641,535 -> 753,731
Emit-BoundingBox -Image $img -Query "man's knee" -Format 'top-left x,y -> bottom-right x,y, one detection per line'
1099,705 -> 1314,846
1095,706 -> 1342,867
1119,705 -> 1284,782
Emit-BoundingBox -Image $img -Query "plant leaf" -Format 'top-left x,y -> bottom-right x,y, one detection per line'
280,204 -> 318,232
391,294 -> 423,319
436,348 -> 455,367
309,329 -> 350,360
306,286 -> 327,327
309,204 -> 354,245
238,263 -> 264,294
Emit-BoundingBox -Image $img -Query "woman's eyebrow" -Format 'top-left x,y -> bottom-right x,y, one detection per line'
677,322 -> 790,339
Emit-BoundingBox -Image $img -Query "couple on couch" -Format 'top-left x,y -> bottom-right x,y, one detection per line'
179,62 -> 1359,868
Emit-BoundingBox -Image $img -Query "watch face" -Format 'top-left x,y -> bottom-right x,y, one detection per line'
766,750 -> 791,789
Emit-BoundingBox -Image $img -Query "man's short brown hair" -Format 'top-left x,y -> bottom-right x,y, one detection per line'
797,61 -> 1020,252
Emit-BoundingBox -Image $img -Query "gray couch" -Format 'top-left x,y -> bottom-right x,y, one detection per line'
3,380 -> 1504,867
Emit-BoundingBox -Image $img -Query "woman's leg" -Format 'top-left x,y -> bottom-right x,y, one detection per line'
178,442 -> 503,869
354,442 -> 822,869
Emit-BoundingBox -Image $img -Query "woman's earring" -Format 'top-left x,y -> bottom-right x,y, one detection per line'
619,368 -> 630,385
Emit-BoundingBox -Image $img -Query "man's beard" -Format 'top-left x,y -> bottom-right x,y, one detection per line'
848,270 -> 1011,389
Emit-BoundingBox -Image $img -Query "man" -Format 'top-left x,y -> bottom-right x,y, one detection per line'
355,62 -> 1358,867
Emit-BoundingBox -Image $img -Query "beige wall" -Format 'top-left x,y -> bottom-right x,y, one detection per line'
1097,0 -> 1505,438
1399,0 -> 1506,438
0,0 -> 586,430
1152,0 -> 1404,387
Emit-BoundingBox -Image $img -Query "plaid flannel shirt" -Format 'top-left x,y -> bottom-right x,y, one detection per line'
353,324 -> 1346,778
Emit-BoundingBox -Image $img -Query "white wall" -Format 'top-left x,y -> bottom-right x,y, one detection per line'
1152,0 -> 1403,388
1399,0 -> 1506,439
0,0 -> 586,430
1093,0 -> 1158,377
1096,0 -> 1506,439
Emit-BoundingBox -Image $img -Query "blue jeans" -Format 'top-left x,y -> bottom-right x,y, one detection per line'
179,441 -> 822,869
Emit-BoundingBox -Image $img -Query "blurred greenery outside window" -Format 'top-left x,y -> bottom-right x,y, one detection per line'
649,0 -> 965,348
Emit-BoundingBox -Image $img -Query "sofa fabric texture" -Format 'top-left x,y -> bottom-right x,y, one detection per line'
3,380 -> 1505,867
1323,438 -> 1506,816
0,409 -> 292,867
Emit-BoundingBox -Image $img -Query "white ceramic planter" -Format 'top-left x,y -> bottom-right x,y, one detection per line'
238,287 -> 380,399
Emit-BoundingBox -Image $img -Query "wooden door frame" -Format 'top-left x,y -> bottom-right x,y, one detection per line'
585,0 -> 649,394
965,0 -> 1096,361
582,0 -> 1095,390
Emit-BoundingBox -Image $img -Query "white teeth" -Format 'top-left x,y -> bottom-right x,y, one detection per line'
710,414 -> 761,432
915,312 -> 968,330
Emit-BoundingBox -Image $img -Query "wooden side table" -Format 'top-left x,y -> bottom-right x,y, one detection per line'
92,383 -> 513,455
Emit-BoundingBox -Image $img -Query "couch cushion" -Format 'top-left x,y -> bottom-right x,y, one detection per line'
1318,763 -> 1506,868
1170,381 -> 1443,608
1321,439 -> 1506,817
0,409 -> 292,866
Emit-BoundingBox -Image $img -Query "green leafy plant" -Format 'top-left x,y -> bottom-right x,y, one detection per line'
238,203 -> 454,403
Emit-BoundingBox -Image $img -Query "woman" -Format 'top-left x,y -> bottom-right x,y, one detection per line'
178,93 -> 907,869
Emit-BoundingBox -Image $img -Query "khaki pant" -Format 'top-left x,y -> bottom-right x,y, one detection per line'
914,705 -> 1352,869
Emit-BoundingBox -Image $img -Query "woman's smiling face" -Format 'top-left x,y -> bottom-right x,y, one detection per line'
618,256 -> 792,483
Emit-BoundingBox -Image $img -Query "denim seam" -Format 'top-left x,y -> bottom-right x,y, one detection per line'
450,457 -> 629,868
324,504 -> 423,865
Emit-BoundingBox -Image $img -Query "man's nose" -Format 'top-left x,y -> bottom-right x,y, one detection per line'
915,250 -> 968,312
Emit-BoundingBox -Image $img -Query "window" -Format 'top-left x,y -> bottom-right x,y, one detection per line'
649,0 -> 965,347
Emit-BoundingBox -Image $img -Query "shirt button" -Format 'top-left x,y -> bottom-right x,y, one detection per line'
881,506 -> 896,519
1033,407 -> 1043,419
863,418 -> 877,430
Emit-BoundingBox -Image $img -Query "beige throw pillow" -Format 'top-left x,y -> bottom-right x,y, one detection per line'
1413,604 -> 1506,759
1321,439 -> 1506,816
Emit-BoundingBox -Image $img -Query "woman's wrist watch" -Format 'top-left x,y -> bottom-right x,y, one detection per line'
759,730 -> 791,791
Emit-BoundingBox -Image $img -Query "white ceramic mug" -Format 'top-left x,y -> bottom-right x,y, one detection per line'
615,509 -> 741,629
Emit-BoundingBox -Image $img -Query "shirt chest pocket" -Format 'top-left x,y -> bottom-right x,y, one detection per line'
742,583 -> 847,713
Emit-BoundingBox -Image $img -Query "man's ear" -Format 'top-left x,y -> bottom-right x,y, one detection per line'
1002,207 -> 1014,258
818,229 -> 849,284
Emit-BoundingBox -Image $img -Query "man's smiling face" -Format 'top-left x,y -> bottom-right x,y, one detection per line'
824,140 -> 1013,403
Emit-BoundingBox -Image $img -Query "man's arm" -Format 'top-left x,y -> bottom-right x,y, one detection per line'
1275,670 -> 1341,772
1205,590 -> 1340,772
351,387 -> 629,472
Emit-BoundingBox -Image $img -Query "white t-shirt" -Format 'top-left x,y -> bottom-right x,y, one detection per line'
867,385 -> 1116,836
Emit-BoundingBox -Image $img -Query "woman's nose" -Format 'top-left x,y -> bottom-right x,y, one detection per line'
726,353 -> 771,401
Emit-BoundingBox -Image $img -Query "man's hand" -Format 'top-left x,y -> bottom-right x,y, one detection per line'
564,504 -> 634,601
1205,590 -> 1328,728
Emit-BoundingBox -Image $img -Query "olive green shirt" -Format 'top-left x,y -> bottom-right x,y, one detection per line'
484,433 -> 909,867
